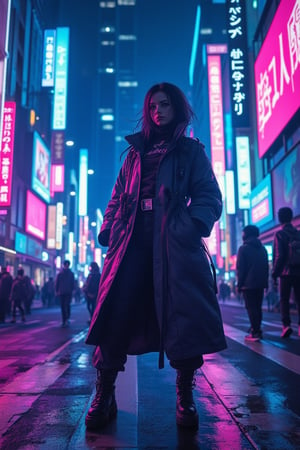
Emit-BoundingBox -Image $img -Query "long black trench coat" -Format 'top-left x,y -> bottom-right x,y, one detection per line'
86,132 -> 227,364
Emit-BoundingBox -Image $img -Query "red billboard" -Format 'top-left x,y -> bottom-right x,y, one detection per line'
254,0 -> 300,158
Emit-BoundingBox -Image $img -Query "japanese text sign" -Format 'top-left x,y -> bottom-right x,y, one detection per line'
226,0 -> 250,127
0,101 -> 15,207
42,29 -> 56,87
254,0 -> 300,158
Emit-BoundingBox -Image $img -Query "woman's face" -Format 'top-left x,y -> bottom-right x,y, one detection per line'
149,91 -> 175,127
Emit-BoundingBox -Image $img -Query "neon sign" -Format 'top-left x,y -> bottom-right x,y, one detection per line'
226,0 -> 250,127
42,30 -> 56,87
0,101 -> 15,207
254,0 -> 300,158
250,174 -> 273,227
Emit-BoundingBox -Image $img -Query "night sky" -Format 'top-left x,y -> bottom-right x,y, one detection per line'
62,0 -> 199,149
135,0 -> 199,106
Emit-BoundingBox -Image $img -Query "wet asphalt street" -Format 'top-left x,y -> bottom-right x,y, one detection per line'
0,299 -> 300,449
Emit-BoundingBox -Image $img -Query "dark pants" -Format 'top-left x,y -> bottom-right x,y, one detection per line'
12,298 -> 25,319
280,275 -> 300,327
92,210 -> 203,373
0,296 -> 9,322
242,288 -> 264,335
59,294 -> 72,324
86,296 -> 96,319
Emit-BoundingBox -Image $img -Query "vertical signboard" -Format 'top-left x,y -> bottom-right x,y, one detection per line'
254,0 -> 300,158
52,27 -> 69,130
51,130 -> 65,164
225,170 -> 236,214
78,148 -> 88,216
0,0 -> 11,143
50,165 -> 64,194
226,0 -> 250,128
236,136 -> 251,209
47,204 -> 57,249
0,101 -> 15,207
79,216 -> 84,264
207,54 -> 226,195
56,202 -> 63,250
207,54 -> 226,268
42,29 -> 56,87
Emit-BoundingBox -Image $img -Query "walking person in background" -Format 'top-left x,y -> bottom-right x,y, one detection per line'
85,82 -> 226,431
23,275 -> 36,314
272,207 -> 300,338
55,260 -> 75,327
0,266 -> 13,323
43,277 -> 55,307
236,225 -> 269,342
73,279 -> 82,303
10,268 -> 28,323
218,279 -> 230,303
83,262 -> 101,323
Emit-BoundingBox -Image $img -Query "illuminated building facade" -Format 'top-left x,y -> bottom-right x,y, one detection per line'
189,0 -> 300,281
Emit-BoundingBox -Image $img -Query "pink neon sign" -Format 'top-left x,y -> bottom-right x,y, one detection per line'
25,190 -> 46,240
207,55 -> 226,180
254,0 -> 300,158
207,54 -> 226,269
0,102 -> 16,207
50,164 -> 64,195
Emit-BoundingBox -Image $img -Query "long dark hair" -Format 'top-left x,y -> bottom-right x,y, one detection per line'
140,82 -> 195,140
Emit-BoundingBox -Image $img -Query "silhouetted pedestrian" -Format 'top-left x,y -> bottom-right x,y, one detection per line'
10,268 -> 28,323
55,260 -> 75,327
83,262 -> 101,322
236,225 -> 269,342
0,266 -> 13,323
43,277 -> 55,307
218,279 -> 230,302
23,275 -> 36,314
272,207 -> 300,338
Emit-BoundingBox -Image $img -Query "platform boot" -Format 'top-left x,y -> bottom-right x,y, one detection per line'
85,369 -> 118,429
176,369 -> 199,428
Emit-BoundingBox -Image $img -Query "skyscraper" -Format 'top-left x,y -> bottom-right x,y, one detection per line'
94,0 -> 138,214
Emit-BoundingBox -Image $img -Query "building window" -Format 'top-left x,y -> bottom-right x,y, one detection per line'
99,1 -> 116,7
118,0 -> 136,4
119,35 -> 136,40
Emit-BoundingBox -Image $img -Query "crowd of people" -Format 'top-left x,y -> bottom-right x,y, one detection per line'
0,267 -> 36,323
215,207 -> 300,343
234,206 -> 300,342
0,261 -> 101,326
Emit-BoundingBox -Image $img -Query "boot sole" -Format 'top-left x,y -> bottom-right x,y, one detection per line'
85,404 -> 117,430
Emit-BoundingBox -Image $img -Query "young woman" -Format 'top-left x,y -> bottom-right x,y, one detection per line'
85,82 -> 227,430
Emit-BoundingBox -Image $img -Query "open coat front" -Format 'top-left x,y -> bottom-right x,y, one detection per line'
86,133 -> 227,363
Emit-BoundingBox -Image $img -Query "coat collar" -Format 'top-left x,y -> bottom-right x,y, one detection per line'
125,124 -> 188,154
125,132 -> 144,152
